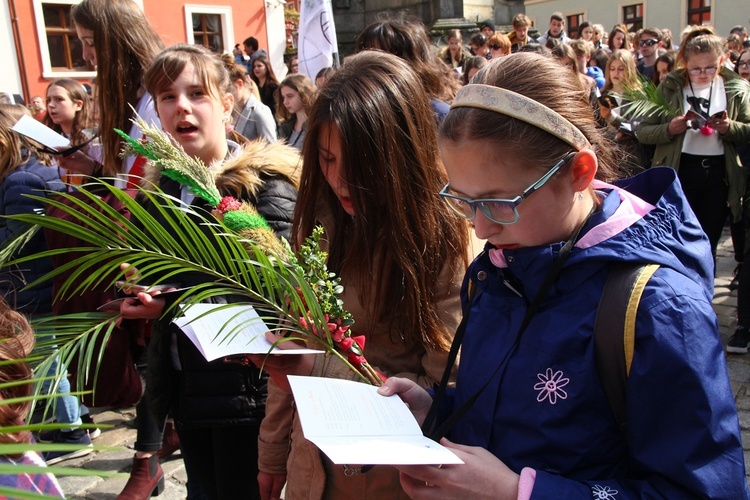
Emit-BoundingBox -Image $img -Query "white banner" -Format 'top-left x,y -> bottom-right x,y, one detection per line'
298,0 -> 339,82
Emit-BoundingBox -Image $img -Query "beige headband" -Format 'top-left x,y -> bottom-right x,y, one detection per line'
450,84 -> 592,151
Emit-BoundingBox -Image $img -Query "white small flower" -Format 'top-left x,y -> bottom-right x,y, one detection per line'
592,484 -> 618,499
533,368 -> 569,404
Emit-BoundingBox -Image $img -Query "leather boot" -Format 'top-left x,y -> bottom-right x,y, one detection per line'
155,420 -> 180,460
117,454 -> 165,499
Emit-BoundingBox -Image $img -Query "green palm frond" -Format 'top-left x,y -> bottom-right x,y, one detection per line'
725,77 -> 750,106
611,76 -> 681,120
2,179 -> 367,385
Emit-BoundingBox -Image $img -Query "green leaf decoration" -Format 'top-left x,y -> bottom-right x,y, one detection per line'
0,180 -> 365,385
611,75 -> 681,120
117,112 -> 221,206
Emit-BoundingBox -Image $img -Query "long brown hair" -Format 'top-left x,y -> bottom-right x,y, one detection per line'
441,52 -> 619,183
356,17 -> 461,103
294,51 -> 469,351
42,79 -> 91,147
276,74 -> 316,121
249,54 -> 279,88
0,299 -> 35,446
72,0 -> 164,176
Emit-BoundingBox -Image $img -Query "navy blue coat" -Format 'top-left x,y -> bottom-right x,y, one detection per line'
441,167 -> 748,498
0,157 -> 65,314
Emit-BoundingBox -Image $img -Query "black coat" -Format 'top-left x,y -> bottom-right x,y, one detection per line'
144,145 -> 298,428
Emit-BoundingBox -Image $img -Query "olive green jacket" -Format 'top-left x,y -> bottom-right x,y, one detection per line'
637,67 -> 750,221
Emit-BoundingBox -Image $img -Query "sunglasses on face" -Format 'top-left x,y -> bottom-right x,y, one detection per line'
639,39 -> 659,47
490,44 -> 502,50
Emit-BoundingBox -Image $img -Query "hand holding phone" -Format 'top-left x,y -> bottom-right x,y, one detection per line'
115,281 -> 177,295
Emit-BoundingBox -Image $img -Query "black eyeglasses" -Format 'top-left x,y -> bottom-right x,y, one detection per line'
439,151 -> 577,225
639,39 -> 659,47
687,66 -> 718,76
489,44 -> 502,50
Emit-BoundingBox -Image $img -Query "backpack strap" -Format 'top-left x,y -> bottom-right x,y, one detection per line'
594,262 -> 659,438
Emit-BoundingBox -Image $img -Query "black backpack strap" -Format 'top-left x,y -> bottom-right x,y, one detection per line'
594,262 -> 659,438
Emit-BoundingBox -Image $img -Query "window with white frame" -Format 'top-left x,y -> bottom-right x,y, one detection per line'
33,0 -> 143,79
184,5 -> 234,54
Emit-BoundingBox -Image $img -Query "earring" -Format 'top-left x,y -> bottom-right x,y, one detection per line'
577,192 -> 584,201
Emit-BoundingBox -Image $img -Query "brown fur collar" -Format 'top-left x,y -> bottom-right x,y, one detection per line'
142,139 -> 301,199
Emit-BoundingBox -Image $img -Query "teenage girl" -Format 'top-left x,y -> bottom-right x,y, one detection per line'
121,43 -> 298,499
639,26 -> 750,260
253,50 -> 475,500
277,74 -> 315,150
250,54 -> 280,116
380,50 -> 748,499
599,50 -> 650,172
221,53 -> 277,143
43,79 -> 95,186
55,0 -> 168,496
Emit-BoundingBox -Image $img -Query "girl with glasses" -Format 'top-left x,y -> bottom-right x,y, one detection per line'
639,26 -> 750,262
379,51 -> 748,498
252,50 -> 474,500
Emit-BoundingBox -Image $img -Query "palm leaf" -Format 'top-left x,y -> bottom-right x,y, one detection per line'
611,76 -> 681,120
1,179 -> 369,385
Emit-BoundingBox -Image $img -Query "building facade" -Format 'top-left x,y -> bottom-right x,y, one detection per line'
525,0 -> 748,41
2,0 -> 287,103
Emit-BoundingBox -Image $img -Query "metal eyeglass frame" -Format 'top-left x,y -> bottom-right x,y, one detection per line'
439,151 -> 577,225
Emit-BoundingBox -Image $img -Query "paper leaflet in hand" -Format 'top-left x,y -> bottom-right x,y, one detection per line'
11,114 -> 71,151
173,303 -> 322,361
288,375 -> 464,465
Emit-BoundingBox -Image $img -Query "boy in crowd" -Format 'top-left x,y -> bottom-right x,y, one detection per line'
636,28 -> 663,80
508,14 -> 532,53
537,12 -> 570,46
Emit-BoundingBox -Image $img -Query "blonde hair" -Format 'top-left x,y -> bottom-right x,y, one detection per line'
603,50 -> 641,93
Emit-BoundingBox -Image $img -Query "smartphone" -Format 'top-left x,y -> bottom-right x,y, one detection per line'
115,281 -> 176,294
598,95 -> 617,109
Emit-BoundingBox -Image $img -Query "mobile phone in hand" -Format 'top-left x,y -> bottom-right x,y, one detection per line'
115,281 -> 176,294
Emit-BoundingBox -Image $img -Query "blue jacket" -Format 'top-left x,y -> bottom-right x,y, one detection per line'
0,157 -> 65,315
441,167 -> 748,498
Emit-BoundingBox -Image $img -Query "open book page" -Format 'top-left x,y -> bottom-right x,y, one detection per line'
288,375 -> 464,465
11,115 -> 70,151
173,303 -> 321,361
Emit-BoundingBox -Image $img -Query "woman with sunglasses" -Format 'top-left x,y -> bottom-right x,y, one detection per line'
377,50 -> 748,498
639,26 -> 750,262
488,33 -> 511,59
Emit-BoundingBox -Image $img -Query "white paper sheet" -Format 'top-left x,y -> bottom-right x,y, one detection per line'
288,375 -> 464,465
11,114 -> 70,150
173,303 -> 321,361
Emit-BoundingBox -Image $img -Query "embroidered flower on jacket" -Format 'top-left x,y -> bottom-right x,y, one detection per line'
533,368 -> 569,404
591,484 -> 618,499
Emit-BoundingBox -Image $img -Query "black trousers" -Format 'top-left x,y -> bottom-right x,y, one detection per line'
177,421 -> 261,500
678,154 -> 728,260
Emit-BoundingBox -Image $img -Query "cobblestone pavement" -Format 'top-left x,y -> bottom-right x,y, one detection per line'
55,227 -> 750,498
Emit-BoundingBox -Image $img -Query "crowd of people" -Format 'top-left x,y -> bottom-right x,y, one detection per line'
1,1 -> 750,498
